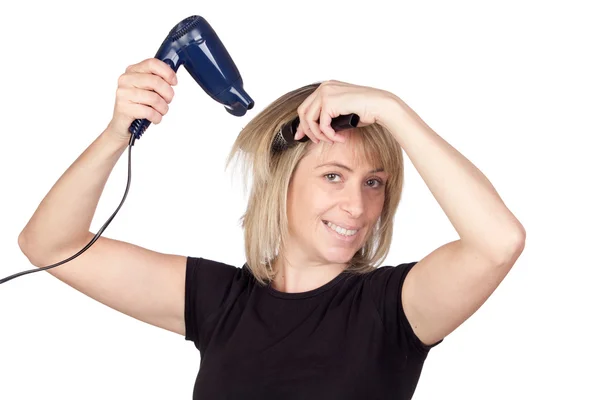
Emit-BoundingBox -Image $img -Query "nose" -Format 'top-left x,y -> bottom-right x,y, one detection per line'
340,185 -> 365,219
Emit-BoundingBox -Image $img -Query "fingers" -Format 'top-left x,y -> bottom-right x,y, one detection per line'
116,87 -> 168,124
107,58 -> 179,140
296,84 -> 345,145
118,72 -> 175,104
305,101 -> 333,145
128,102 -> 164,125
115,58 -> 177,126
297,90 -> 331,144
126,58 -> 178,86
295,90 -> 318,143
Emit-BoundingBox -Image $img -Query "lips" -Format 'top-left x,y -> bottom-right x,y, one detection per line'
322,220 -> 361,231
322,220 -> 360,243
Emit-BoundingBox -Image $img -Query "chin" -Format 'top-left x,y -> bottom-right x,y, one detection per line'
321,247 -> 356,264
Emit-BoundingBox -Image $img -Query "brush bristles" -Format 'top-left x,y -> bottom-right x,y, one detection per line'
271,130 -> 290,153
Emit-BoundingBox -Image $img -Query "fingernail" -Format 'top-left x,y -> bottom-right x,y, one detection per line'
294,131 -> 301,140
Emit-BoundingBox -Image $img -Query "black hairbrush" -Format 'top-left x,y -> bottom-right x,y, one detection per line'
272,113 -> 360,152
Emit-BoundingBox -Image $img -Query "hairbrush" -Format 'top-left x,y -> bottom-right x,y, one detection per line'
271,113 -> 359,152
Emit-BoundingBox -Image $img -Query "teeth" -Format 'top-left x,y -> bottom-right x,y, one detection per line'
326,221 -> 358,236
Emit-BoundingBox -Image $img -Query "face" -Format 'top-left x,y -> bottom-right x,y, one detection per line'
285,131 -> 388,266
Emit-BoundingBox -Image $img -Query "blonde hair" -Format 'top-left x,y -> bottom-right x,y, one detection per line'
225,82 -> 405,286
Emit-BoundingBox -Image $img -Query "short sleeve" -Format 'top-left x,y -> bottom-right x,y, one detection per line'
184,256 -> 241,346
366,262 -> 443,355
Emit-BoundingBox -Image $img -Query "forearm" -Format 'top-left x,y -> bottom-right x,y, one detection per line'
18,129 -> 129,259
379,94 -> 525,261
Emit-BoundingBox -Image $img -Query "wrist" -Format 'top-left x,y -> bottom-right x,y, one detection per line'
99,128 -> 131,152
376,91 -> 410,131
377,92 -> 423,143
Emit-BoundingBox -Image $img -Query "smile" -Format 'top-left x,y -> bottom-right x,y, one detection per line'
322,220 -> 359,238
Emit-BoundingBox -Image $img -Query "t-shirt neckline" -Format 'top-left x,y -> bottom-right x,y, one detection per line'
266,269 -> 349,300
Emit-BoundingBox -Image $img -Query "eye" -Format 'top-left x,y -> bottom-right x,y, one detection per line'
366,178 -> 384,188
324,173 -> 385,188
324,173 -> 341,182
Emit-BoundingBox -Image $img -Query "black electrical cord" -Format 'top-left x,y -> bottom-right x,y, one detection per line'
0,132 -> 137,285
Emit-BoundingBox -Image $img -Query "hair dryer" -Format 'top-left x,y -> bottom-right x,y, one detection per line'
129,15 -> 255,141
0,16 -> 254,285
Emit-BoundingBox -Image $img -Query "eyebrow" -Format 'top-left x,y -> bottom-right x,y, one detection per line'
316,162 -> 384,174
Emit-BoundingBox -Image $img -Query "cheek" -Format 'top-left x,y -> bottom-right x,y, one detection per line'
310,189 -> 336,219
293,193 -> 333,236
288,183 -> 325,226
364,195 -> 385,226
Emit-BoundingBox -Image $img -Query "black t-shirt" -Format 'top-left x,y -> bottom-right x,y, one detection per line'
184,256 -> 443,399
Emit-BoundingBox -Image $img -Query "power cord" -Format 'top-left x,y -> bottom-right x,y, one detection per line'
0,132 -> 137,285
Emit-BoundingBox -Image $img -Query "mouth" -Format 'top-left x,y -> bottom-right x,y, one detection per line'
322,220 -> 360,240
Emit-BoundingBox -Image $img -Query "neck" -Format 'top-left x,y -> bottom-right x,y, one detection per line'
269,251 -> 347,293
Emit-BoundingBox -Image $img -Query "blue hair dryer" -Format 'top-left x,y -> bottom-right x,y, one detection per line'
129,15 -> 255,140
0,15 -> 255,286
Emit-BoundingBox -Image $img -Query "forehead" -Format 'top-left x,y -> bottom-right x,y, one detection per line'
307,132 -> 383,172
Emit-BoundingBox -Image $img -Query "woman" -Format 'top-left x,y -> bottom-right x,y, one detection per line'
18,58 -> 526,399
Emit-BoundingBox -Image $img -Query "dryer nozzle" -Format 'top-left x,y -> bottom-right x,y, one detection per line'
219,78 -> 255,116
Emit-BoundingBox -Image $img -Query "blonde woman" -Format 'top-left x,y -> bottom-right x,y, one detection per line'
18,58 -> 526,399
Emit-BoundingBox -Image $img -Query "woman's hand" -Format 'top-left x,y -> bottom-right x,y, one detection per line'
105,58 -> 178,142
294,80 -> 395,144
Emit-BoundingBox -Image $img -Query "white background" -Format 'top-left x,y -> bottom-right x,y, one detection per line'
1,0 -> 598,399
